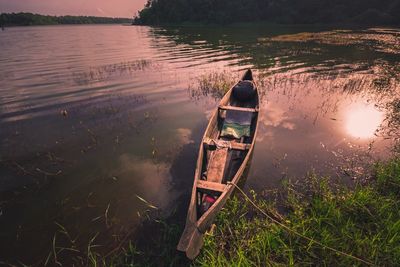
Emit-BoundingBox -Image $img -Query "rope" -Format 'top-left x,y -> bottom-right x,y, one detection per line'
227,182 -> 376,267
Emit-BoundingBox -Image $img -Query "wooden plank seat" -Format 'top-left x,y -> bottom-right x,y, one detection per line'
219,105 -> 259,113
203,138 -> 251,151
197,180 -> 226,193
206,147 -> 229,184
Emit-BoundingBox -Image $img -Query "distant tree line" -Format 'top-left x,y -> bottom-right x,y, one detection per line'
134,0 -> 400,25
0,13 -> 132,26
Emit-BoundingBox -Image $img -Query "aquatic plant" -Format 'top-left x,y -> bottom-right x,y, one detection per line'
188,71 -> 239,101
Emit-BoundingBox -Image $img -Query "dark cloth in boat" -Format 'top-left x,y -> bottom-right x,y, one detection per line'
232,80 -> 256,102
220,109 -> 252,139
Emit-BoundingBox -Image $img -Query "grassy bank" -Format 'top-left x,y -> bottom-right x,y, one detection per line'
98,158 -> 400,266
195,158 -> 400,266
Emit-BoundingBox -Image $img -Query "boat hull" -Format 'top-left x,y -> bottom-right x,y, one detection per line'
177,69 -> 260,259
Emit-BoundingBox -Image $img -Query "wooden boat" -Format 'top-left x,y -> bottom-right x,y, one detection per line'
177,69 -> 260,259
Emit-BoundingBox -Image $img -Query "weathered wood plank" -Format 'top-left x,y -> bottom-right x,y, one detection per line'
203,138 -> 251,151
197,180 -> 226,193
176,224 -> 203,259
230,142 -> 250,150
206,147 -> 228,183
219,105 -> 258,113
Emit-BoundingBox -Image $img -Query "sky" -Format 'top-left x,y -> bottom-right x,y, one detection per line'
0,0 -> 147,18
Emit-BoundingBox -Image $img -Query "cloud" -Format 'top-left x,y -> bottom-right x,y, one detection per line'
96,7 -> 107,16
281,121 -> 296,130
256,103 -> 297,142
116,154 -> 173,210
0,0 -> 148,18
176,128 -> 194,145
261,103 -> 297,130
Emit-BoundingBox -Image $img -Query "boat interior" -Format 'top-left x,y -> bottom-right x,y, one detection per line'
196,70 -> 259,217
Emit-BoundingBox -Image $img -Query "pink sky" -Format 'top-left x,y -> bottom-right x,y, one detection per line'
0,0 -> 147,18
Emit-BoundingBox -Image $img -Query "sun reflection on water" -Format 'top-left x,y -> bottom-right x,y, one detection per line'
345,102 -> 384,139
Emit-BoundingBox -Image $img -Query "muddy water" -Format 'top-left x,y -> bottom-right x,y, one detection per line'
0,24 -> 399,264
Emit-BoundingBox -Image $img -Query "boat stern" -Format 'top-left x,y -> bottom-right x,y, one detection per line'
177,223 -> 204,260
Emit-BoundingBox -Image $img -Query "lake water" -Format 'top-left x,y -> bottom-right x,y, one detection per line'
0,24 -> 399,264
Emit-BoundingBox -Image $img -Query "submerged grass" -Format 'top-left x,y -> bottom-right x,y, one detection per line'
195,158 -> 400,266
34,158 -> 399,266
188,71 -> 239,101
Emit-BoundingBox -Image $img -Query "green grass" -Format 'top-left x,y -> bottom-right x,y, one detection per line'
194,158 -> 400,266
